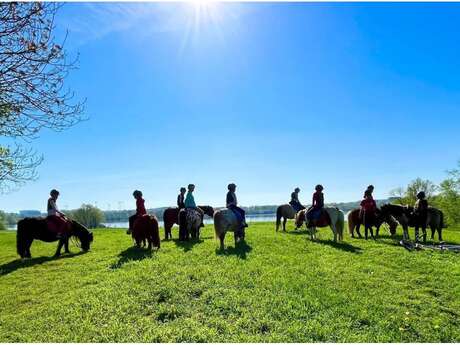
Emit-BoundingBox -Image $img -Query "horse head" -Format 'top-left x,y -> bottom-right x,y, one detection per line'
199,206 -> 215,217
379,204 -> 399,235
71,220 -> 93,251
295,210 -> 305,228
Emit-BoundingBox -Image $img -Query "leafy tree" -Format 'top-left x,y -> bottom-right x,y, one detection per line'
0,211 -> 7,230
390,178 -> 438,205
68,204 -> 105,229
436,161 -> 460,225
0,3 -> 85,192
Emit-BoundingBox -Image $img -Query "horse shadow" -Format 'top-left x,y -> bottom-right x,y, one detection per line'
282,229 -> 307,235
314,239 -> 362,254
216,240 -> 252,259
173,238 -> 204,253
0,251 -> 86,276
110,246 -> 154,269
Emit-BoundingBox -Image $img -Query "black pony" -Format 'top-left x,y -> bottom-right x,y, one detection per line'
178,206 -> 214,241
16,217 -> 93,259
380,204 -> 446,242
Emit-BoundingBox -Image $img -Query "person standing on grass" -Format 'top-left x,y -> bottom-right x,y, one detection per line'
127,190 -> 147,234
360,190 -> 378,239
177,187 -> 186,209
184,184 -> 204,227
226,183 -> 248,228
414,191 -> 429,243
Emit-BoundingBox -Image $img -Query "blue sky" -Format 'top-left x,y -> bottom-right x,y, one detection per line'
2,2 -> 460,212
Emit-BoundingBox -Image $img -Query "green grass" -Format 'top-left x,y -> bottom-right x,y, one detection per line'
0,222 -> 459,342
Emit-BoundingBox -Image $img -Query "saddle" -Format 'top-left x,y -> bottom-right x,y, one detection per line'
308,209 -> 330,227
46,216 -> 71,235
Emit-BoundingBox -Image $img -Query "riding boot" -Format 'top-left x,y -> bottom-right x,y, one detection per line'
415,227 -> 420,243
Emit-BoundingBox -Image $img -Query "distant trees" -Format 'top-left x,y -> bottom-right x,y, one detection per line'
0,3 -> 84,192
390,178 -> 438,205
390,161 -> 460,226
68,204 -> 105,229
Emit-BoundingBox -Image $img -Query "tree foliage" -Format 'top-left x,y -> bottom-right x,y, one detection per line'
0,2 -> 84,192
68,204 -> 105,229
389,178 -> 438,205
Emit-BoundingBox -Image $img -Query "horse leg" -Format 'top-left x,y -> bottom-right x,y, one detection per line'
164,224 -> 170,240
23,238 -> 33,259
370,226 -> 375,240
219,232 -> 226,251
438,226 -> 443,242
430,225 -> 435,240
422,227 -> 427,243
365,226 -> 368,240
356,224 -> 362,238
414,226 -> 420,243
331,224 -> 337,242
402,225 -> 409,241
54,238 -> 64,257
64,238 -> 70,253
283,218 -> 287,232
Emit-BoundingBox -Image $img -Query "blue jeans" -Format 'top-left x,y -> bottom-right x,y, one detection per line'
229,205 -> 246,224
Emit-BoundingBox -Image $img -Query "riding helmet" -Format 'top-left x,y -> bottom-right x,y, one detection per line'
295,187 -> 300,192
228,183 -> 236,190
315,184 -> 324,191
50,189 -> 60,196
417,191 -> 426,199
133,190 -> 143,198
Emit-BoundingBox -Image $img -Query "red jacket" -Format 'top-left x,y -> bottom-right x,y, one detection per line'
136,198 -> 147,216
360,198 -> 376,212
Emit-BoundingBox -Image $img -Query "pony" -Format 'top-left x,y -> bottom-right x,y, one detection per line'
16,217 -> 93,259
296,207 -> 344,242
276,204 -> 302,232
380,204 -> 446,242
132,215 -> 161,250
178,206 -> 214,241
347,208 -> 398,239
213,208 -> 246,250
163,206 -> 213,240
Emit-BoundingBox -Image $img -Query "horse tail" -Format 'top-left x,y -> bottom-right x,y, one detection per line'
347,211 -> 354,236
213,211 -> 222,239
276,206 -> 282,232
337,211 -> 345,240
16,219 -> 26,257
440,210 -> 447,228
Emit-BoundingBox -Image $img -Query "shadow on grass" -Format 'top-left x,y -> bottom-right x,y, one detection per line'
314,239 -> 362,253
0,251 -> 86,276
173,238 -> 204,253
216,239 -> 252,259
280,229 -> 307,235
110,246 -> 154,269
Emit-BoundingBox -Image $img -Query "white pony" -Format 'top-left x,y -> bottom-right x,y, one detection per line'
213,208 -> 245,250
297,207 -> 345,242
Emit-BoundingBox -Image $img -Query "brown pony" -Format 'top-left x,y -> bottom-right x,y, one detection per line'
348,208 -> 398,239
276,204 -> 302,232
132,215 -> 160,250
163,206 -> 213,240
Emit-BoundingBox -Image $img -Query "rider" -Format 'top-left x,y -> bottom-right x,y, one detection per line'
47,189 -> 69,237
177,187 -> 186,209
226,183 -> 248,228
127,190 -> 147,234
360,185 -> 375,220
360,190 -> 377,225
364,185 -> 375,198
306,184 -> 324,227
289,187 -> 305,212
414,191 -> 429,243
184,184 -> 205,227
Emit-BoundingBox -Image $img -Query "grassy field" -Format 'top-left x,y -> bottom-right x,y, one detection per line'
0,222 -> 459,342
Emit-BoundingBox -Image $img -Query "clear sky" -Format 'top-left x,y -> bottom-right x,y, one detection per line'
2,2 -> 460,212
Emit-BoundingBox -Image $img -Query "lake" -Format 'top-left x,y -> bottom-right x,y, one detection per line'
102,213 -> 277,229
